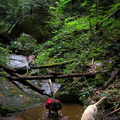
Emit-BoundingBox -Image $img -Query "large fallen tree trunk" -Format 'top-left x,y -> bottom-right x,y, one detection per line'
5,72 -> 95,81
0,64 -> 21,77
9,79 -> 49,96
0,64 -> 49,96
1,64 -> 95,96
1,64 -> 95,81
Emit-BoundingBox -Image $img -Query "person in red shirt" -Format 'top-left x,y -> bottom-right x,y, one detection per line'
45,79 -> 62,116
45,98 -> 62,116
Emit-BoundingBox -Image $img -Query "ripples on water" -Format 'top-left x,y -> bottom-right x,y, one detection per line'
0,103 -> 84,120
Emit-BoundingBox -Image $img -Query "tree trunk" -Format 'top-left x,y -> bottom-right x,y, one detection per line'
102,68 -> 120,89
5,72 -> 95,81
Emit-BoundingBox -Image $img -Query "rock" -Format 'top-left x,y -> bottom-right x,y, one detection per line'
10,16 -> 52,43
6,54 -> 29,69
0,77 -> 48,116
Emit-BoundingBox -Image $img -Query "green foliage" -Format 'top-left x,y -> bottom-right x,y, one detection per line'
36,52 -> 49,65
37,0 -> 120,104
0,0 -> 120,105
50,0 -> 71,14
79,86 -> 94,102
48,0 -> 72,28
0,0 -> 51,33
9,33 -> 37,55
60,79 -> 82,97
0,21 -> 7,33
0,46 -> 8,65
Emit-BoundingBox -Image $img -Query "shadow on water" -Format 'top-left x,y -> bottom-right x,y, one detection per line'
0,103 -> 84,120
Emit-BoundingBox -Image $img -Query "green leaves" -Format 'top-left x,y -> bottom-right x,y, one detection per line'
9,33 -> 37,55
0,46 -> 8,64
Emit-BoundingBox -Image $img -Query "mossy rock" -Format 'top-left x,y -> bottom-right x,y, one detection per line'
10,16 -> 52,43
0,77 -> 48,116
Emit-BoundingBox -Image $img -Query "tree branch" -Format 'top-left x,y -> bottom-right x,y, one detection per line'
102,68 -> 120,89
30,60 -> 77,69
105,108 -> 120,117
93,7 -> 120,30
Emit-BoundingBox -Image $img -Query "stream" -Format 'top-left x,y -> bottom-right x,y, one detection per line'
1,55 -> 106,120
0,103 -> 84,120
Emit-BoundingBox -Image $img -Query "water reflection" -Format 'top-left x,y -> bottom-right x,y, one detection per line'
0,103 -> 84,120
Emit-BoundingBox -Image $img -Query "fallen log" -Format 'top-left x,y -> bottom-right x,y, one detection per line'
20,80 -> 45,94
1,60 -> 76,71
0,64 -> 49,96
0,64 -> 21,77
9,79 -> 49,96
1,64 -> 95,97
102,68 -> 120,89
1,64 -> 95,81
0,64 -> 17,73
30,60 -> 77,69
5,72 -> 95,81
105,108 -> 120,117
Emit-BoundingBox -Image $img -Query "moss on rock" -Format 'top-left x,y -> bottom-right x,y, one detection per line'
10,15 -> 52,43
0,77 -> 47,116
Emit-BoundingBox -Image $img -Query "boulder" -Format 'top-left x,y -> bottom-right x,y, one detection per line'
10,15 -> 52,43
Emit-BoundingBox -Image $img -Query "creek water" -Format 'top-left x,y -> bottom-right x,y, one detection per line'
0,103 -> 85,120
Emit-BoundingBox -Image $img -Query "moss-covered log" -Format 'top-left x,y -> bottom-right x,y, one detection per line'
31,60 -> 77,69
5,72 -> 95,81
